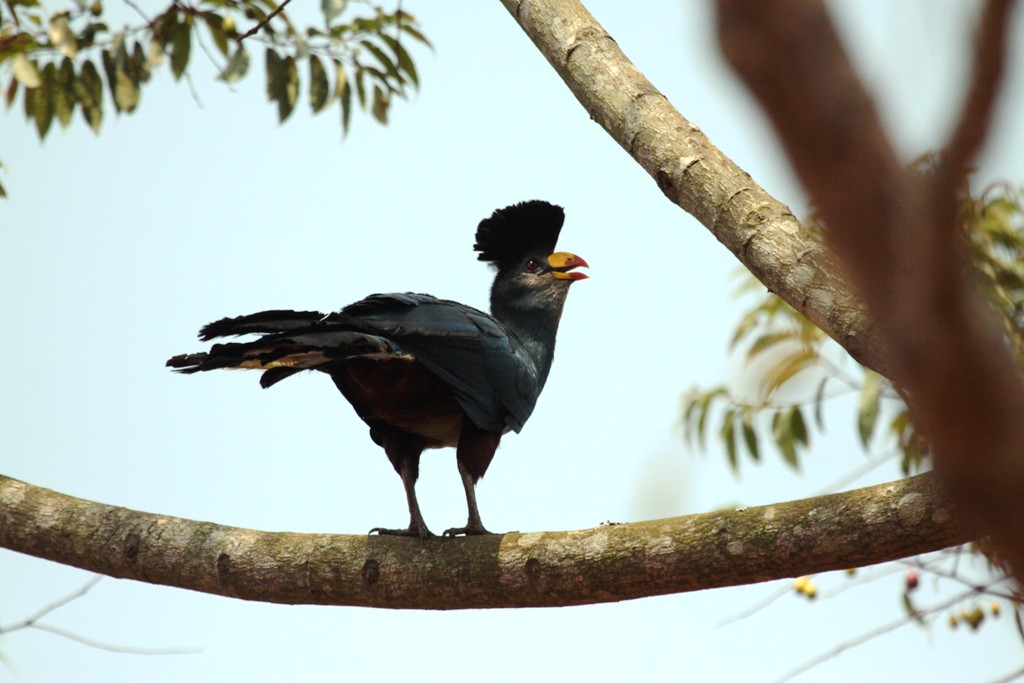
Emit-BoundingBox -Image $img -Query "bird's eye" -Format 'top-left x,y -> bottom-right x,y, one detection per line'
525,259 -> 539,271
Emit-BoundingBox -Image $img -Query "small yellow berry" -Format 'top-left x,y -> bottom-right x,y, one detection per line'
964,607 -> 985,630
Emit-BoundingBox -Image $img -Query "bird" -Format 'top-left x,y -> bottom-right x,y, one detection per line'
166,200 -> 588,538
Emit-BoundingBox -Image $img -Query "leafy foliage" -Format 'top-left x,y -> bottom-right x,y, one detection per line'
681,182 -> 1024,476
966,183 -> 1024,365
0,0 -> 431,197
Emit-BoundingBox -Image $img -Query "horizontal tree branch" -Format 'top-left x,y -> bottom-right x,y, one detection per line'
499,0 -> 889,376
0,473 -> 968,609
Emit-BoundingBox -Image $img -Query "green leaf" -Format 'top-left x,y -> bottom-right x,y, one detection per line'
745,330 -> 796,364
379,33 -> 418,88
334,59 -> 351,135
170,16 -> 191,80
266,49 -> 298,122
680,395 -> 700,439
219,45 -> 250,83
202,11 -> 230,57
74,59 -> 102,133
900,439 -> 925,476
398,21 -> 432,49
113,41 -> 139,113
5,76 -> 18,109
113,65 -> 139,112
759,347 -> 816,397
728,306 -> 761,350
22,73 -> 35,121
280,54 -> 299,121
322,0 -> 346,24
741,410 -> 759,462
812,377 -> 828,430
78,20 -> 109,47
309,55 -> 329,113
721,409 -> 738,472
47,11 -> 78,57
694,387 -> 726,450
101,46 -> 117,109
266,48 -> 281,99
354,62 -> 366,108
148,36 -> 166,67
31,61 -> 55,138
370,84 -> 388,124
53,57 -> 76,128
361,39 -> 399,81
790,406 -> 809,447
131,41 -> 151,84
772,409 -> 799,470
857,370 -> 883,447
13,53 -> 42,88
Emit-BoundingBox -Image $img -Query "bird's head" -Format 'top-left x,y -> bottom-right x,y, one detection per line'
474,200 -> 588,323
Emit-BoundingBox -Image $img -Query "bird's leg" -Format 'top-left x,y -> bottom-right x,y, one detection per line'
370,432 -> 434,539
444,424 -> 501,537
442,460 -> 491,537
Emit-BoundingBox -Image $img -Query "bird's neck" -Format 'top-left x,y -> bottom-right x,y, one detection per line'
490,294 -> 565,389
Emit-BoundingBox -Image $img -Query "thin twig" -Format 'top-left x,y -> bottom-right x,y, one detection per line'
183,71 -> 204,108
29,622 -> 200,655
717,583 -> 793,627
1,576 -> 200,655
904,557 -> 1018,601
2,576 -> 103,630
122,0 -> 151,23
238,0 -> 293,42
820,562 -> 910,601
723,386 -> 856,413
814,449 -> 900,496
192,16 -> 226,76
773,587 -> 983,683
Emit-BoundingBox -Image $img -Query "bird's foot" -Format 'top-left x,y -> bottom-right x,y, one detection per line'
442,523 -> 497,538
369,525 -> 435,540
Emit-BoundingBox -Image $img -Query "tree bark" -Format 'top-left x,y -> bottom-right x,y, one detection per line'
0,473 -> 967,608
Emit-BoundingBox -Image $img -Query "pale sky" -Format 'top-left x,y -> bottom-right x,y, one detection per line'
2,2 -> 1022,681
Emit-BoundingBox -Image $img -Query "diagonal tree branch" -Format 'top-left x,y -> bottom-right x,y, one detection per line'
0,473 -> 966,609
498,0 -> 889,377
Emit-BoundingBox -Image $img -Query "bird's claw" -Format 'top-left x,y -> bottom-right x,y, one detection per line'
442,525 -> 496,538
369,525 -> 435,540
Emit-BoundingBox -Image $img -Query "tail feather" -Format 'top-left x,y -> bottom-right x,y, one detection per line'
259,366 -> 305,388
168,314 -> 407,389
199,310 -> 326,341
166,352 -> 208,373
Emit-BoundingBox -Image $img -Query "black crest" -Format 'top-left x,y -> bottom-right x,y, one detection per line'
474,200 -> 565,269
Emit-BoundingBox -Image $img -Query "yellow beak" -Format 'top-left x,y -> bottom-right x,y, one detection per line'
548,252 -> 590,280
